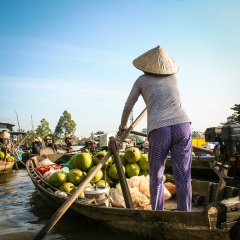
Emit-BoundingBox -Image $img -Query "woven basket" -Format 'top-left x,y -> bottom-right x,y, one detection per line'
133,45 -> 178,75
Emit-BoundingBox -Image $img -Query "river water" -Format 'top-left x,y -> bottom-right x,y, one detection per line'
0,146 -> 122,240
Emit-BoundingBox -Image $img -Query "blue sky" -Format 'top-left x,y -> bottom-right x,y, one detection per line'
1,0 -> 239,137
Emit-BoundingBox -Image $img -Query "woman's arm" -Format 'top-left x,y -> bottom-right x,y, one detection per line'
120,79 -> 141,129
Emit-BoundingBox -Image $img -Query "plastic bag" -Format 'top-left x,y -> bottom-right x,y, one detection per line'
129,186 -> 150,207
109,188 -> 126,208
137,190 -> 150,207
110,175 -> 168,208
113,182 -> 150,208
42,168 -> 59,182
128,187 -> 140,207
145,175 -> 149,182
60,160 -> 71,168
139,175 -> 150,198
61,167 -> 70,173
37,164 -> 61,175
128,176 -> 140,189
37,158 -> 55,166
164,186 -> 172,200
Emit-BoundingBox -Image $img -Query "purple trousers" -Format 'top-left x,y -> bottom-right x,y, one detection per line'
148,122 -> 192,211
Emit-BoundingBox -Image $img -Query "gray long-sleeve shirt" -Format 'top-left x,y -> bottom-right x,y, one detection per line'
120,73 -> 191,134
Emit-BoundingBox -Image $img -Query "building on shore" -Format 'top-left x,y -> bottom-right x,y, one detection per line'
0,122 -> 15,132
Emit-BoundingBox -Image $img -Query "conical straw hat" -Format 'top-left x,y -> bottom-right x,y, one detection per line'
34,137 -> 42,142
133,45 -> 178,75
0,132 -> 10,138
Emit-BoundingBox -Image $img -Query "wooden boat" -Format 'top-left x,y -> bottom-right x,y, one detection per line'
53,140 -> 75,153
16,147 -> 55,165
165,156 -> 218,178
130,130 -> 218,178
26,153 -> 240,240
0,161 -> 14,173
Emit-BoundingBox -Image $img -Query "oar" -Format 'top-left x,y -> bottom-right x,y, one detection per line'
18,134 -> 28,147
9,141 -> 19,171
131,130 -> 147,137
191,145 -> 213,155
33,107 -> 147,240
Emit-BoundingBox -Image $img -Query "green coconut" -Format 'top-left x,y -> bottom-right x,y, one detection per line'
69,155 -> 77,169
96,180 -> 110,189
87,166 -> 103,183
125,163 -> 140,178
124,147 -> 141,163
75,152 -> 93,172
0,151 -> 5,159
138,153 -> 149,170
59,182 -> 75,193
93,151 -> 113,169
48,171 -> 68,188
68,168 -> 86,185
108,163 -> 125,180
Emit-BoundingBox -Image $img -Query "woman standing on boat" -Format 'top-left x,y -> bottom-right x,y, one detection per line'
118,46 -> 192,211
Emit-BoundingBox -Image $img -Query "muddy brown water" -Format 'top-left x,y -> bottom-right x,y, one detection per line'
0,168 -> 126,240
0,168 -> 124,240
0,145 -> 123,240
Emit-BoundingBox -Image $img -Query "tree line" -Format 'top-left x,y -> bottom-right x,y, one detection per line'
25,110 -> 77,145
21,104 -> 240,146
22,111 -> 107,146
221,104 -> 240,125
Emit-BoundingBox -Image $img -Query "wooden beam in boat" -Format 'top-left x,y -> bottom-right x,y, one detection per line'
109,139 -> 134,209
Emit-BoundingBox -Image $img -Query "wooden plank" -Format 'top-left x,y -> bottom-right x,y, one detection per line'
215,168 -> 228,201
40,147 -> 55,156
192,179 -> 212,204
224,186 -> 239,199
226,211 -> 240,222
209,183 -> 218,202
221,220 -> 237,229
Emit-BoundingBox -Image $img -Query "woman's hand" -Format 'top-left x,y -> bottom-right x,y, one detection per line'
118,125 -> 128,134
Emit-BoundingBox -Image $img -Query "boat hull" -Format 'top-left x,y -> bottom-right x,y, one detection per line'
26,154 -> 239,240
0,161 -> 14,173
32,180 -> 230,240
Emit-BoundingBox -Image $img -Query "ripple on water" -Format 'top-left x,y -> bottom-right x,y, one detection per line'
0,169 -> 123,240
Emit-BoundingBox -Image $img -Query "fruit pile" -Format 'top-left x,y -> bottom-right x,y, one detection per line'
67,147 -> 149,189
0,150 -> 15,162
43,147 -> 176,204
